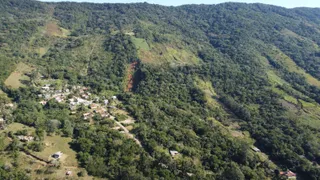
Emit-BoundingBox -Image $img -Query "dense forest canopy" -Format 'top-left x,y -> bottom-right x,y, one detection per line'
1,0 -> 320,179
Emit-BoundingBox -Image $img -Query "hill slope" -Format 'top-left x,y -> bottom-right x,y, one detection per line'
1,0 -> 320,179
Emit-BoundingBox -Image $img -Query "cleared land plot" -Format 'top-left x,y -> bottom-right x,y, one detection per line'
4,62 -> 34,89
34,135 -> 78,167
131,37 -> 150,51
137,41 -> 200,65
45,22 -> 70,37
270,47 -> 320,87
2,123 -> 35,134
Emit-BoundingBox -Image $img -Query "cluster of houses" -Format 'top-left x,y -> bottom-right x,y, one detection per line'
38,83 -> 118,122
0,103 -> 15,129
39,84 -> 72,105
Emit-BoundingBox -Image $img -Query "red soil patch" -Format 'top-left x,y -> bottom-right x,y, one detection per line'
45,22 -> 62,37
125,61 -> 138,92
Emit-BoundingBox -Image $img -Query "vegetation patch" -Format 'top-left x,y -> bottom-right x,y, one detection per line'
194,77 -> 219,108
131,37 -> 150,51
4,62 -> 34,89
138,43 -> 200,65
270,47 -> 320,87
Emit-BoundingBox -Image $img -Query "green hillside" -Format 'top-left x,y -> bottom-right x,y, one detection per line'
1,0 -> 320,179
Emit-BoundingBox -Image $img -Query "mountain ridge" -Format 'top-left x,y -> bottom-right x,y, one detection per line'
1,0 -> 320,179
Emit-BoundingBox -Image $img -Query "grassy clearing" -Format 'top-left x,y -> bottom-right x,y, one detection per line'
44,21 -> 70,37
131,37 -> 150,51
38,47 -> 49,57
270,47 -> 320,87
34,135 -> 78,167
1,124 -> 92,179
272,87 -> 320,129
2,123 -> 35,134
0,151 -> 93,180
4,62 -> 34,89
266,70 -> 287,85
280,29 -> 304,41
194,77 -> 220,108
138,43 -> 200,65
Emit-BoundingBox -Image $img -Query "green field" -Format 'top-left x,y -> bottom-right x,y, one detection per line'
34,135 -> 78,167
131,37 -> 150,51
2,123 -> 35,134
4,62 -> 34,89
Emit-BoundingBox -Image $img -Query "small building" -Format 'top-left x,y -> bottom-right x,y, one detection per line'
83,113 -> 92,120
90,103 -> 98,110
5,103 -> 14,108
251,146 -> 261,152
17,135 -> 34,142
170,150 -> 179,157
39,101 -> 47,106
41,86 -> 50,91
187,172 -> 194,177
101,113 -> 109,118
0,118 -> 5,129
111,96 -> 117,100
55,96 -> 63,103
52,151 -> 63,159
66,171 -> 72,176
104,100 -> 109,105
280,170 -> 296,179
81,94 -> 89,99
44,94 -> 51,100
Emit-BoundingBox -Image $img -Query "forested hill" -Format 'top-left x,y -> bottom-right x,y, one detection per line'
1,0 -> 320,179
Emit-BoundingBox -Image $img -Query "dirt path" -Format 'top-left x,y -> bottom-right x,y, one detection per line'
114,120 -> 142,147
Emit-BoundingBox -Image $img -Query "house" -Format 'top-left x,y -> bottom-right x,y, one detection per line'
66,171 -> 72,176
44,94 -> 51,100
90,103 -> 98,110
41,86 -> 50,91
280,170 -> 296,179
81,94 -> 89,99
101,113 -> 109,118
83,113 -> 92,120
251,146 -> 261,152
0,118 -> 5,129
39,101 -> 47,106
17,135 -> 34,142
170,150 -> 179,157
52,151 -> 63,159
55,96 -> 63,103
187,173 -> 194,177
5,103 -> 14,108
